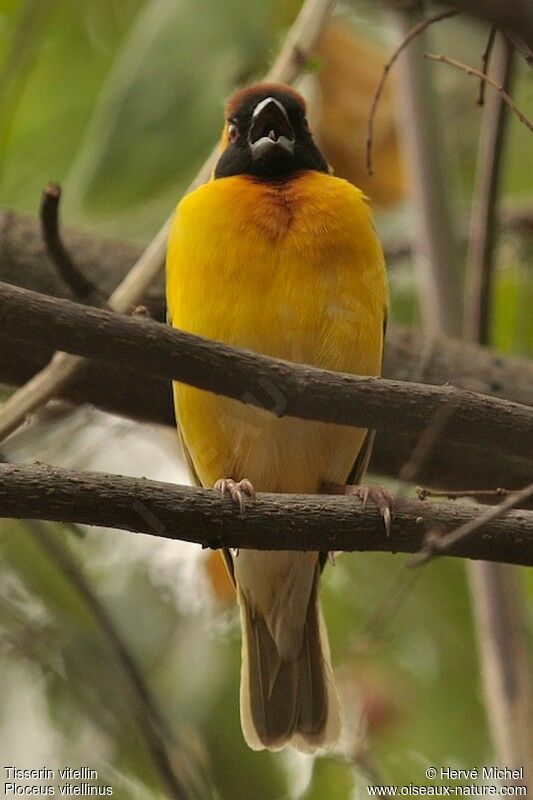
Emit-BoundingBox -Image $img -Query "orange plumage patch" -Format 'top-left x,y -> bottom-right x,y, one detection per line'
226,82 -> 307,118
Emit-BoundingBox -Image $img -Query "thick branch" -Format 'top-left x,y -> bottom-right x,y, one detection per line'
0,215 -> 531,488
2,342 -> 530,492
1,282 -> 532,461
2,207 -> 531,409
0,463 -> 531,566
1,311 -> 532,490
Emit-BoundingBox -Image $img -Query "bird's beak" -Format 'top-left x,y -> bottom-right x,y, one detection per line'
248,97 -> 295,162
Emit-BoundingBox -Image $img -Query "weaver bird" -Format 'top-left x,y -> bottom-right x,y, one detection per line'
166,83 -> 390,752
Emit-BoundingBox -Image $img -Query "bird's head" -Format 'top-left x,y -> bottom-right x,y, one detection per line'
214,83 -> 328,180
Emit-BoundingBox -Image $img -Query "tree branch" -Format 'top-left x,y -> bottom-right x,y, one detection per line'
2,220 -> 532,407
465,36 -> 516,344
477,25 -> 497,107
1,295 -> 532,489
424,53 -> 533,133
2,343 -> 531,492
1,282 -> 532,461
366,7 -> 460,175
40,184 -> 104,305
459,31 -> 532,781
2,206 -> 530,321
0,462 -> 531,566
25,519 -> 189,800
412,482 -> 533,565
386,4 -> 462,336
431,0 -> 533,53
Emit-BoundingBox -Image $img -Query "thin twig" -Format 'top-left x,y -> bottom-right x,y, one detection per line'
464,38 -> 516,344
416,487 -> 520,501
366,8 -> 460,175
352,568 -> 422,653
477,25 -> 497,106
0,0 -> 337,443
398,400 -> 457,484
39,184 -> 102,304
386,6 -> 463,336
424,52 -> 533,133
24,519 -> 188,800
411,482 -> 533,567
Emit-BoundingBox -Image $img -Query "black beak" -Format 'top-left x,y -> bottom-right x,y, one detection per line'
248,97 -> 295,162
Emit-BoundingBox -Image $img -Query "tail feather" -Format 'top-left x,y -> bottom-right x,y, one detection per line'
238,572 -> 340,753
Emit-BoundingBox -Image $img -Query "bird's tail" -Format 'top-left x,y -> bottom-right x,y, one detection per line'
237,570 -> 341,753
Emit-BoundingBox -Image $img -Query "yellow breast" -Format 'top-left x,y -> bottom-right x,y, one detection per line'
167,170 -> 388,492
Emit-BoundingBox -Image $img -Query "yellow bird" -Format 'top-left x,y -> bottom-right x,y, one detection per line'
166,83 -> 390,752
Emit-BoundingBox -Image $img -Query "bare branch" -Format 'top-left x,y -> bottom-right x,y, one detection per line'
416,486 -> 525,502
2,340 -> 531,491
0,463 -> 531,566
1,295 -> 532,488
465,35 -> 515,339
425,52 -> 533,133
25,519 -> 189,799
460,31 -> 533,781
265,0 -> 337,84
366,7 -> 460,175
39,184 -> 103,305
412,483 -> 533,566
387,5 -> 462,336
1,282 -> 532,462
477,25 -> 497,106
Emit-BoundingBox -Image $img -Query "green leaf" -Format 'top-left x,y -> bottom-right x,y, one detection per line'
64,0 -> 274,216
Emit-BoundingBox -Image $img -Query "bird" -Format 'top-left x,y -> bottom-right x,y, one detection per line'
166,82 -> 390,753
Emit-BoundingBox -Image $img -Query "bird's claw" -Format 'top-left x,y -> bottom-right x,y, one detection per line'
352,484 -> 394,537
214,477 -> 256,515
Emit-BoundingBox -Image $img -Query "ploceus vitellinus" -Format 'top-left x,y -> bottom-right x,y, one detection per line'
166,83 -> 389,752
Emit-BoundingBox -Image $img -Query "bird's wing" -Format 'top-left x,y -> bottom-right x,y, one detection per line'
316,429 -> 376,573
178,411 -> 237,587
320,318 -> 386,573
344,315 -> 387,486
168,306 -> 237,589
345,428 -> 376,486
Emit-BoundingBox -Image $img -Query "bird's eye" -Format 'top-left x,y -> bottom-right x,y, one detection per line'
228,122 -> 240,143
302,115 -> 310,133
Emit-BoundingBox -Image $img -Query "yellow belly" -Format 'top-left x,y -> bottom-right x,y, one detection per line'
167,170 -> 388,492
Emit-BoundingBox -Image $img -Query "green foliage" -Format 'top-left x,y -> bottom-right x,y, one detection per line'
64,0 -> 273,218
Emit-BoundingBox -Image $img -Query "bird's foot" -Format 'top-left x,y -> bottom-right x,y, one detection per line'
214,477 -> 256,516
323,481 -> 394,537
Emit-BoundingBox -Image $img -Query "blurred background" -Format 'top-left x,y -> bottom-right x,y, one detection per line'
0,0 -> 531,798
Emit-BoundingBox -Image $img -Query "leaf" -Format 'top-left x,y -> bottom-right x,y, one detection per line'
64,0 -> 273,216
